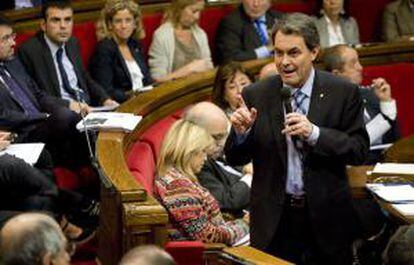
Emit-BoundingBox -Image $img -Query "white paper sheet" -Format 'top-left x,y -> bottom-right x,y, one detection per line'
0,143 -> 45,165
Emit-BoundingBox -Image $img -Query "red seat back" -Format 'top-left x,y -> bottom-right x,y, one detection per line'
127,141 -> 156,194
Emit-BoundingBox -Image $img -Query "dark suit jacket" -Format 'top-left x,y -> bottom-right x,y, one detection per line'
89,37 -> 153,103
18,32 -> 109,106
225,71 -> 369,256
197,157 -> 250,217
0,58 -> 66,134
215,5 -> 283,63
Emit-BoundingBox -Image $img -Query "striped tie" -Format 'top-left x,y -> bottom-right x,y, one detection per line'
292,89 -> 307,115
254,19 -> 268,46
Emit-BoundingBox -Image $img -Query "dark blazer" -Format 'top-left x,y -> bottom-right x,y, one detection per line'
18,32 -> 109,106
0,57 -> 66,133
89,37 -> 153,103
225,71 -> 369,257
215,5 -> 283,63
197,157 -> 250,217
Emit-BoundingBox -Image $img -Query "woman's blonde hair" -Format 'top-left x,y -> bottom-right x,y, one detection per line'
157,119 -> 214,178
163,0 -> 203,27
101,0 -> 145,40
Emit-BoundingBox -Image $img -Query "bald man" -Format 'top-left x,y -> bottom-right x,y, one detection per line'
120,245 -> 175,265
185,102 -> 251,217
0,213 -> 72,265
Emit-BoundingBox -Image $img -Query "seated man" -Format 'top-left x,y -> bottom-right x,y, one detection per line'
185,102 -> 251,217
215,0 -> 283,63
0,16 -> 91,168
382,0 -> 414,42
0,213 -> 73,265
322,44 -> 400,164
18,0 -> 118,114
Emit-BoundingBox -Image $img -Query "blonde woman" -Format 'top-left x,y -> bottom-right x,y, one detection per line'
155,119 -> 249,245
149,0 -> 213,83
89,0 -> 152,103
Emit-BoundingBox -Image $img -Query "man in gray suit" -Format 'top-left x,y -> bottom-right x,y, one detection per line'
383,0 -> 414,42
322,44 -> 399,163
185,102 -> 251,218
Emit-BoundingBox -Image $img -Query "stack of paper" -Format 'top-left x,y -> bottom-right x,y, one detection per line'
392,204 -> 414,216
372,163 -> 414,176
76,112 -> 142,132
366,183 -> 414,203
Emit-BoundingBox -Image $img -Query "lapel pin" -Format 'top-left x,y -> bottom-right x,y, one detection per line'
320,93 -> 324,98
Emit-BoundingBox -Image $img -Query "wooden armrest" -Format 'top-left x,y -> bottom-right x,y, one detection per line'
223,246 -> 293,265
204,243 -> 226,251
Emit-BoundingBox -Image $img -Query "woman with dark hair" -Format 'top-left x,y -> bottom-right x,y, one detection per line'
89,0 -> 152,103
212,62 -> 253,117
312,0 -> 360,48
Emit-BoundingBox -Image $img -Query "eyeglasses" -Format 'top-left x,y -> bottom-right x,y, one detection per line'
0,33 -> 16,43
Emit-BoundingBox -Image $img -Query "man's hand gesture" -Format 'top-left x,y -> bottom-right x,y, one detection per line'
229,97 -> 257,134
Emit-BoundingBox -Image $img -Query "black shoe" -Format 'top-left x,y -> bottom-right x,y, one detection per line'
69,200 -> 100,229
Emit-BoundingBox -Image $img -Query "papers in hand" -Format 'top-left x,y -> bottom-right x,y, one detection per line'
0,143 -> 45,165
76,112 -> 142,132
90,104 -> 119,112
366,183 -> 414,203
232,234 -> 250,247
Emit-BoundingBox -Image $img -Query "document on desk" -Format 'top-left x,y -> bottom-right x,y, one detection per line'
232,234 -> 250,247
372,163 -> 414,175
392,203 -> 414,216
366,184 -> 414,203
0,143 -> 45,165
76,112 -> 142,132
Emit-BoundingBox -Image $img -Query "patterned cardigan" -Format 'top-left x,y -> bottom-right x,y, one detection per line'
155,168 -> 249,245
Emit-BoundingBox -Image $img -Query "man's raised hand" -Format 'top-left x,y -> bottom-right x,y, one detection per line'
230,97 -> 257,134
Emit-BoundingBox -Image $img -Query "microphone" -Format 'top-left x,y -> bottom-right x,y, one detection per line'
73,87 -> 114,191
280,86 -> 300,149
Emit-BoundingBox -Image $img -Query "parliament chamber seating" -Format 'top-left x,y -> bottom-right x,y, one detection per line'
4,0 -> 414,264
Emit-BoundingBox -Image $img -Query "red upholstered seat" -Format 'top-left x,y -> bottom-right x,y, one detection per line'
140,115 -> 179,161
165,241 -> 204,265
72,21 -> 98,67
362,63 -> 414,137
127,141 -> 156,194
141,13 -> 163,56
274,2 -> 314,14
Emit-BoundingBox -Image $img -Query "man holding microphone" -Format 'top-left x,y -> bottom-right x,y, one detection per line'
225,13 -> 369,265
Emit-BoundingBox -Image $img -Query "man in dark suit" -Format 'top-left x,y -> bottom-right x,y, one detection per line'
185,102 -> 251,218
0,16 -> 89,168
225,13 -> 369,265
215,0 -> 283,63
18,1 -> 118,114
322,44 -> 400,163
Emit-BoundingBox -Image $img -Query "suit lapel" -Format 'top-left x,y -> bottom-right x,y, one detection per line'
4,63 -> 40,110
38,34 -> 61,96
267,78 -> 287,170
307,70 -> 325,126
